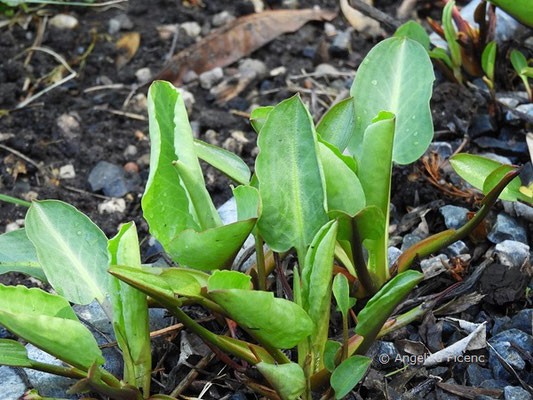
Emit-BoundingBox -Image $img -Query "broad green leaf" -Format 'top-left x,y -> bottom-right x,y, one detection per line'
319,141 -> 365,216
324,340 -> 342,372
250,106 -> 274,134
256,362 -> 306,400
483,165 -> 522,201
233,185 -> 261,220
167,219 -> 256,270
0,229 -> 46,281
354,206 -> 385,241
143,81 -> 199,249
350,37 -> 435,164
108,222 -> 151,394
194,139 -> 251,185
358,112 -> 395,282
256,95 -> 328,254
450,153 -> 522,201
25,200 -> 109,305
332,273 -> 350,317
330,356 -> 371,399
394,20 -> 430,50
482,41 -> 497,81
429,48 -> 454,70
0,312 -> 104,370
0,284 -> 78,320
489,0 -> 533,28
207,270 -> 252,291
355,270 -> 423,353
208,289 -> 313,348
317,98 -> 357,151
0,339 -> 33,367
443,1 -> 461,68
301,220 -> 338,371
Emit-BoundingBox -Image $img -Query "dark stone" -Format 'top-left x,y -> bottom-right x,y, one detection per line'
227,97 -> 249,111
504,386 -> 532,400
469,114 -> 495,137
480,379 -> 508,390
492,316 -> 512,336
440,205 -> 468,229
302,46 -> 315,58
401,233 -> 422,251
488,213 -> 527,245
467,364 -> 493,386
430,141 -> 453,159
489,329 -> 533,380
330,31 -> 350,58
479,263 -> 529,305
473,136 -> 528,154
368,341 -> 402,370
443,240 -> 468,257
87,161 -> 138,197
508,310 -> 533,335
230,392 -> 248,400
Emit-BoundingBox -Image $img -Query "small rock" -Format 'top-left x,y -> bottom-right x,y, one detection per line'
230,392 -> 248,400
495,240 -> 529,268
179,88 -> 196,114
5,221 -> 22,233
506,104 -> 533,123
0,366 -> 26,399
421,254 -> 448,279
137,153 -> 150,167
22,191 -> 38,202
108,13 -> 133,34
480,263 -> 529,305
124,161 -> 139,174
239,58 -> 266,77
489,329 -> 533,380
401,233 -> 422,251
368,341 -> 402,370
324,22 -> 337,36
503,201 -> 533,223
443,240 -> 468,257
466,364 -> 493,386
430,141 -> 453,160
509,310 -> 533,336
440,205 -> 468,229
387,247 -> 402,266
330,31 -> 351,58
249,0 -> 264,12
59,164 -> 75,179
135,67 -> 151,84
144,236 -> 165,262
315,63 -> 339,76
205,129 -> 218,145
182,70 -> 198,84
123,144 -> 138,158
88,161 -> 135,197
497,97 -> 520,108
49,14 -> 78,30
468,114 -> 495,137
130,93 -> 148,114
199,67 -> 224,89
212,11 -> 235,27
303,46 -> 315,58
504,386 -> 532,400
492,316 -> 512,336
108,19 -> 121,35
282,0 -> 298,8
231,130 -> 249,144
488,213 -> 527,244
98,198 -> 126,214
181,21 -> 201,37
222,137 -> 243,154
56,112 -> 80,138
474,136 -> 527,154
480,379 -> 508,390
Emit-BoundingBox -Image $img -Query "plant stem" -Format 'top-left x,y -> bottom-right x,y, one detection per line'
0,193 -> 31,207
350,219 -> 377,295
341,314 -> 349,361
29,361 -> 87,380
255,234 -> 266,291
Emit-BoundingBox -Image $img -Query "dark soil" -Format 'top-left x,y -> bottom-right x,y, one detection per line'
0,0 -> 532,399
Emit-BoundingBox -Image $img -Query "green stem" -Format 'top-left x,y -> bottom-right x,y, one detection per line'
376,302 -> 429,339
350,219 -> 377,295
255,234 -> 266,291
29,361 -> 87,380
341,314 -> 349,361
0,193 -> 31,207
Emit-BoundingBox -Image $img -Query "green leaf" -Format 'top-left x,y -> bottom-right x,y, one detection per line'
481,41 -> 497,81
0,229 -> 46,281
443,1 -> 461,68
324,340 -> 342,372
350,37 -> 435,164
25,200 -> 110,305
167,219 -> 256,270
250,106 -> 274,134
256,362 -> 306,400
353,206 -> 385,241
511,49 -> 528,75
332,273 -> 350,318
394,21 -> 430,51
301,220 -> 338,371
357,112 -> 395,282
0,287 -> 104,370
355,270 -> 423,353
256,95 -> 328,254
489,0 -> 533,28
143,81 -> 199,249
108,222 -> 151,394
330,356 -> 371,399
0,339 -> 33,367
319,141 -> 365,216
317,98 -> 357,152
208,289 -> 313,349
233,185 -> 261,220
194,139 -> 251,185
429,47 -> 454,70
207,270 -> 252,291
450,153 -> 522,201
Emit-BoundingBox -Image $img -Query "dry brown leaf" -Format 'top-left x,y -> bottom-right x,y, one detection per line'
152,8 -> 337,85
340,0 -> 384,37
116,32 -> 140,69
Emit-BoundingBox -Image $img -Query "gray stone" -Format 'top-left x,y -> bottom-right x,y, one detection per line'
401,233 -> 422,251
508,309 -> 533,336
88,161 -> 137,197
443,240 -> 468,257
474,136 -> 527,154
497,96 -> 520,108
181,21 -> 201,37
504,386 -> 532,400
238,58 -> 266,77
421,254 -> 448,279
503,201 -> 533,223
489,329 -> 533,380
199,67 -> 224,89
49,14 -> 79,30
331,30 -> 351,58
480,379 -> 508,390
212,11 -> 235,27
368,341 -> 402,370
0,366 -> 26,399
387,246 -> 402,267
25,344 -> 78,398
488,213 -> 528,244
494,240 -> 530,268
466,364 -> 493,386
469,114 -> 496,137
430,141 -> 453,160
135,67 -> 151,84
282,0 -> 299,8
492,316 -> 512,336
440,205 -> 468,229
108,13 -> 133,34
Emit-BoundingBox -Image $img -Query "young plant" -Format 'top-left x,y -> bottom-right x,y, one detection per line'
510,49 -> 533,102
0,36 -> 523,400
